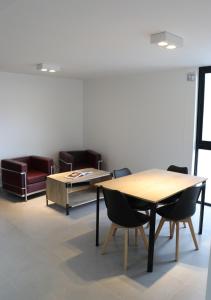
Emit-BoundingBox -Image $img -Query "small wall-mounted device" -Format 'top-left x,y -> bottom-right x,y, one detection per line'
187,72 -> 196,82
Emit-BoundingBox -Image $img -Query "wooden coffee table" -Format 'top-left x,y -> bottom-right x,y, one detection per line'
46,168 -> 111,215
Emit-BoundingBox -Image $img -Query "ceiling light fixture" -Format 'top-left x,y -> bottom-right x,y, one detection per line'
36,63 -> 61,73
150,31 -> 183,50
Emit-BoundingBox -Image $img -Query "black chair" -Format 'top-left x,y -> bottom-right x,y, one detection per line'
113,167 -> 132,178
160,165 -> 188,233
113,168 -> 151,211
102,188 -> 150,270
155,185 -> 202,261
161,165 -> 188,205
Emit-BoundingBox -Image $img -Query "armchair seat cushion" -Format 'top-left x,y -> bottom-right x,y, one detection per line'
27,170 -> 48,184
75,162 -> 93,170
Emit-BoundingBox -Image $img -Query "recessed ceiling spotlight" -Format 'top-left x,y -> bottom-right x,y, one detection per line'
166,44 -> 177,50
150,31 -> 183,50
36,63 -> 61,73
157,41 -> 168,47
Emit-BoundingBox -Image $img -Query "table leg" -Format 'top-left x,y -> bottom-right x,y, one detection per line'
66,204 -> 70,215
147,203 -> 157,272
96,187 -> 100,246
198,181 -> 206,235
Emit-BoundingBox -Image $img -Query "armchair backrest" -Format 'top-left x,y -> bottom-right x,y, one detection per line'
15,156 -> 32,168
30,156 -> 53,173
86,150 -> 101,168
2,156 -> 53,173
68,151 -> 87,164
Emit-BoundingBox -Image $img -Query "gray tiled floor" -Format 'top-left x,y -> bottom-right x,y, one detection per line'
0,190 -> 210,300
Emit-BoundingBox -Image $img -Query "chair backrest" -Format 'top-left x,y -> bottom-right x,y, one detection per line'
168,185 -> 202,220
113,168 -> 132,178
102,188 -> 147,227
167,165 -> 188,174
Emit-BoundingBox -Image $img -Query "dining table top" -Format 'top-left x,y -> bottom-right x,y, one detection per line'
95,169 -> 207,203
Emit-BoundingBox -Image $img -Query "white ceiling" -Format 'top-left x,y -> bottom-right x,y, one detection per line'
0,0 -> 211,79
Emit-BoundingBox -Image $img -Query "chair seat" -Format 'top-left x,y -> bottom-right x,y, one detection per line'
130,211 -> 150,227
157,203 -> 185,221
27,170 -> 47,184
160,193 -> 181,205
113,210 -> 149,228
127,196 -> 151,211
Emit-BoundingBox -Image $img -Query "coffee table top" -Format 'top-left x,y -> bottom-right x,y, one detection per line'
47,168 -> 111,184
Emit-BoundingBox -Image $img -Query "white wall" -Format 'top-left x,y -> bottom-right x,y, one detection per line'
84,69 -> 197,172
0,68 -> 197,174
0,72 -> 83,164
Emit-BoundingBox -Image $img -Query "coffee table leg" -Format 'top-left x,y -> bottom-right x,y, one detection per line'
96,187 -> 100,246
199,181 -> 206,234
147,203 -> 156,272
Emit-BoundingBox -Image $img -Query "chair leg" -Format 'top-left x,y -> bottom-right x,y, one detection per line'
145,211 -> 150,229
187,218 -> 199,250
170,222 -> 175,239
135,228 -> 138,246
139,226 -> 148,250
112,227 -> 118,236
175,222 -> 180,261
101,223 -> 117,254
124,229 -> 129,270
155,217 -> 165,239
169,221 -> 172,237
183,222 -> 186,228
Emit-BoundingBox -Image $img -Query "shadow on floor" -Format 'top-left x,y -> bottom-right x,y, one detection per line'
60,209 -> 210,287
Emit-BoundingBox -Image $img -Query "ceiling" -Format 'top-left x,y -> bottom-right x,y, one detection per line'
0,0 -> 211,79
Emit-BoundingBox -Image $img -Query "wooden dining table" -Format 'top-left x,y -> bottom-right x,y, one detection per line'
95,169 -> 207,272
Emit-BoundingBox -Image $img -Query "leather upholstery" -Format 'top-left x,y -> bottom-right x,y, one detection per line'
59,150 -> 101,172
27,170 -> 47,184
1,155 -> 54,198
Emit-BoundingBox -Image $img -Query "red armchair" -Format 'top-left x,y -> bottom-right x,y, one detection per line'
59,150 -> 102,172
1,155 -> 54,200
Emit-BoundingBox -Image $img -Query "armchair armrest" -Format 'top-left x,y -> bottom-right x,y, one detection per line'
59,151 -> 74,163
1,159 -> 27,173
31,156 -> 54,174
1,159 -> 27,190
59,151 -> 74,171
97,159 -> 103,170
87,150 -> 102,169
87,150 -> 101,157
